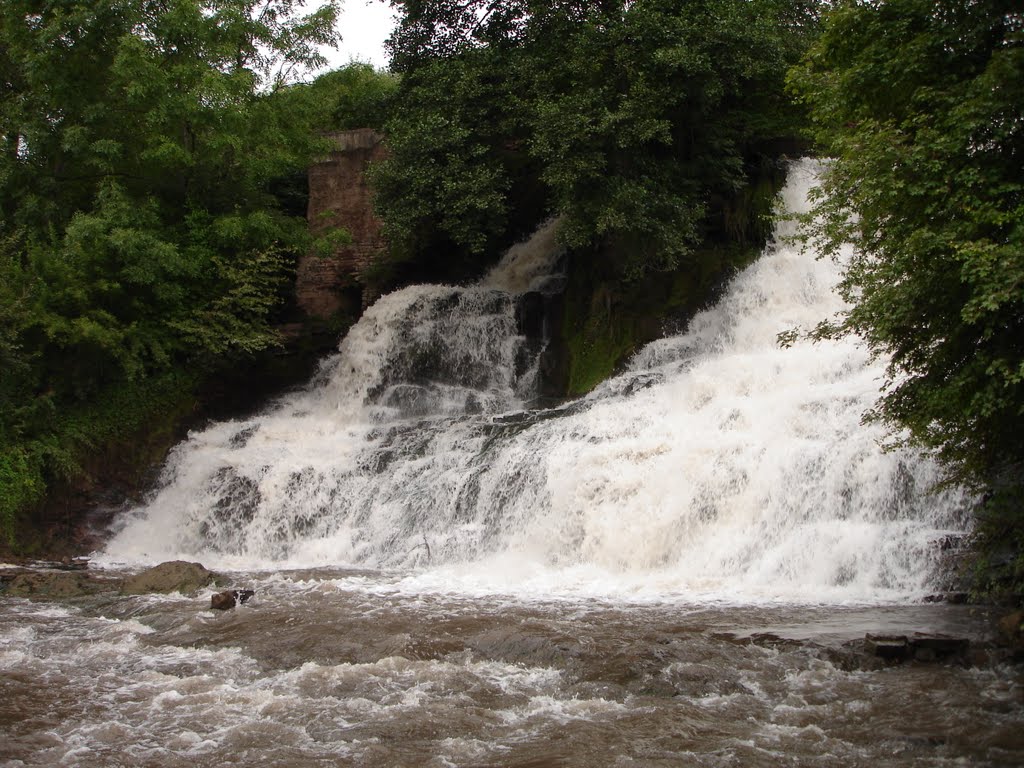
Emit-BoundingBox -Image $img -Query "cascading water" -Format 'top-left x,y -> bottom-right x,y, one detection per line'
101,161 -> 971,601
9,162 -> 1017,768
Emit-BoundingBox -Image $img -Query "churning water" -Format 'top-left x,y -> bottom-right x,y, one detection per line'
3,160 -> 1021,767
99,160 -> 968,602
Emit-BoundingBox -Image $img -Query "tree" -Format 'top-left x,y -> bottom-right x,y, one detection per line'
0,0 -> 341,542
789,0 -> 1024,591
302,62 -> 399,132
375,0 -> 816,280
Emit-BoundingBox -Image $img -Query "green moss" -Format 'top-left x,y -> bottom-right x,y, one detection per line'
560,244 -> 761,396
565,291 -> 640,395
0,447 -> 45,546
968,484 -> 1024,605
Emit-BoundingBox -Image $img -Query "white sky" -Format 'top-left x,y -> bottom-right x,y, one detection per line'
322,0 -> 398,70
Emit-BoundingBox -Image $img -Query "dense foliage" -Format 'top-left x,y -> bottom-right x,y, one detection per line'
374,0 -> 817,280
0,0 -> 341,543
302,61 -> 399,132
790,0 -> 1024,593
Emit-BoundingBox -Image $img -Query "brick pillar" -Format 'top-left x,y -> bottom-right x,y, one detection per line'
297,129 -> 387,320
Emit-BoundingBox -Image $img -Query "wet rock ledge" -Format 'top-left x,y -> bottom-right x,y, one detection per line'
0,559 -> 250,610
864,633 -> 971,663
721,622 -> 1024,670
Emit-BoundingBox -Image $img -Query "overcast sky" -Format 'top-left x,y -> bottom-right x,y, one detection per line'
323,0 -> 397,70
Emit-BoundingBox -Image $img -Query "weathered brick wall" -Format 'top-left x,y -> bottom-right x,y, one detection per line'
297,129 -> 387,319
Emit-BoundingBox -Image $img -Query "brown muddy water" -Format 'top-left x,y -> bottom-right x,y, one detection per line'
1,569 -> 1021,767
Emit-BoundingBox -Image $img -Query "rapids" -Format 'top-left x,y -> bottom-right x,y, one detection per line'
1,583 -> 1021,767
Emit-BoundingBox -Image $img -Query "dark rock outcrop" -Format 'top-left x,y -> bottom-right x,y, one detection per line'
864,632 -> 970,663
865,633 -> 911,660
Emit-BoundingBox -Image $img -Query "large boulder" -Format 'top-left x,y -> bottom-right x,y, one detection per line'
121,560 -> 220,596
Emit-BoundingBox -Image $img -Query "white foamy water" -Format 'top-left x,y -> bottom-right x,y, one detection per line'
99,160 -> 970,602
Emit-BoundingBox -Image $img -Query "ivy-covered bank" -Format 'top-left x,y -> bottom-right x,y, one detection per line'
0,342 -> 340,556
0,370 -> 194,554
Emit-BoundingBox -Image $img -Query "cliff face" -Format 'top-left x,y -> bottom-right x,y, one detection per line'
298,129 -> 387,319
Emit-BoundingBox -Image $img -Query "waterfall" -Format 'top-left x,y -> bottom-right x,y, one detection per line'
101,160 -> 971,602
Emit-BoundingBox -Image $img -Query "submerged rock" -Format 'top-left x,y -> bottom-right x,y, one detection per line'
865,634 -> 910,661
121,560 -> 220,596
910,634 -> 970,661
997,610 -> 1023,640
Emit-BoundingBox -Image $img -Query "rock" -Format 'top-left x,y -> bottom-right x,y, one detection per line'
909,634 -> 969,662
865,634 -> 910,660
211,590 -> 237,610
997,610 -> 1023,640
936,533 -> 967,551
121,561 -> 220,596
516,291 -> 546,339
3,571 -> 102,599
923,592 -> 969,604
210,589 -> 255,610
57,556 -> 90,570
865,633 -> 970,663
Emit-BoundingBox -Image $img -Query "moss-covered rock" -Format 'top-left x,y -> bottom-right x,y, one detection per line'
554,243 -> 761,396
